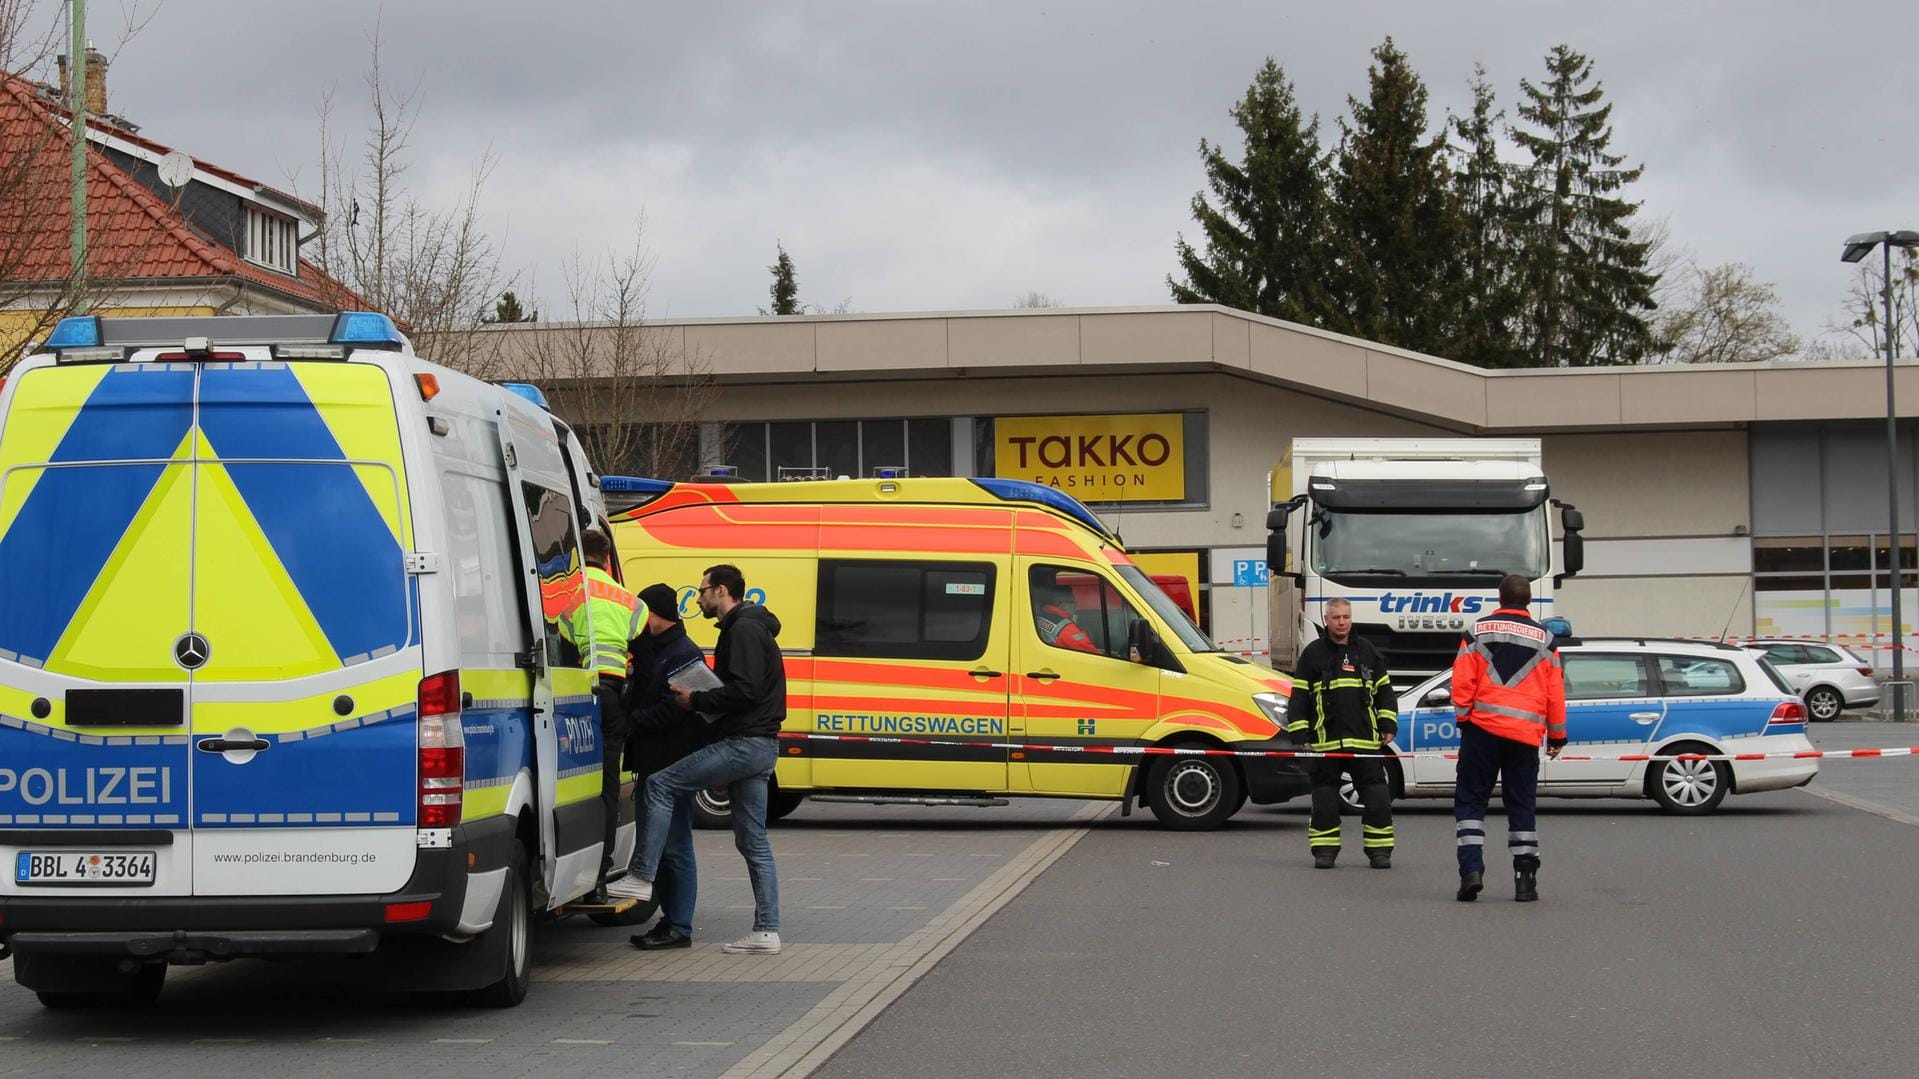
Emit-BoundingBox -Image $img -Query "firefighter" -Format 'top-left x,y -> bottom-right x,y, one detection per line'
1451,574 -> 1567,903
1286,597 -> 1396,869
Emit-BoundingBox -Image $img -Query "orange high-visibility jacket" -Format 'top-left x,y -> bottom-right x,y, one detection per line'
1451,607 -> 1566,747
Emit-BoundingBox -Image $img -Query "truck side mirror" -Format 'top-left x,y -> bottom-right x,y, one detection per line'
1266,501 -> 1303,583
1556,502 -> 1585,584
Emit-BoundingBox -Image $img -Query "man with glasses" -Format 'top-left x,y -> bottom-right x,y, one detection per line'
607,564 -> 785,954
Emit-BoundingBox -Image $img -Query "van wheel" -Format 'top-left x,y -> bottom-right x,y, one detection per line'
471,841 -> 532,1007
693,785 -> 732,829
1146,749 -> 1242,830
1648,743 -> 1730,815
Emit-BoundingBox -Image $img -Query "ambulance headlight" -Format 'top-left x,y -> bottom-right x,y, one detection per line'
1252,692 -> 1289,725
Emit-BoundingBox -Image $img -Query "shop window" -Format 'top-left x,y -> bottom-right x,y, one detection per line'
1753,538 -> 1824,575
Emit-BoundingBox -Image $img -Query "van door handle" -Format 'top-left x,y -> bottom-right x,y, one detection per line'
1629,712 -> 1661,724
969,667 -> 1003,680
1025,669 -> 1061,683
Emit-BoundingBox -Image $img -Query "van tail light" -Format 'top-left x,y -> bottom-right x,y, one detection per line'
1769,700 -> 1807,725
418,670 -> 465,828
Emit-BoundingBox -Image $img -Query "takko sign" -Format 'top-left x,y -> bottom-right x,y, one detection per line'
994,413 -> 1185,502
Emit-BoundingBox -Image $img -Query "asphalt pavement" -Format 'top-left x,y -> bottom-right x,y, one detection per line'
819,729 -> 1919,1079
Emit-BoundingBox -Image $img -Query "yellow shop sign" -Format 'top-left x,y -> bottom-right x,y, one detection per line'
994,413 -> 1185,502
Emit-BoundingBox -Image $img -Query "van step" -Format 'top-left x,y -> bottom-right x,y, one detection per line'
559,897 -> 638,915
807,795 -> 1009,808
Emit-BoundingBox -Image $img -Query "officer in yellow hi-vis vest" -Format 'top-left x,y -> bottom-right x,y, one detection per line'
577,530 -> 639,895
1285,597 -> 1397,870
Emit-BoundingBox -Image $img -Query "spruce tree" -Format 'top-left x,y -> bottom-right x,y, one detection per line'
1169,59 -> 1331,325
766,243 -> 800,316
489,290 -> 536,323
1323,37 -> 1464,353
1509,45 -> 1658,366
1446,66 -> 1527,367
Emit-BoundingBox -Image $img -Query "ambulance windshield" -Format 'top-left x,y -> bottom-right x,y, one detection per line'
1117,565 -> 1218,652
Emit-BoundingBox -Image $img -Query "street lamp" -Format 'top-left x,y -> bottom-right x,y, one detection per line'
1841,229 -> 1919,721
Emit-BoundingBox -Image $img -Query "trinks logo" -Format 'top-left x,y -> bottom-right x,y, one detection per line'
1377,592 -> 1490,615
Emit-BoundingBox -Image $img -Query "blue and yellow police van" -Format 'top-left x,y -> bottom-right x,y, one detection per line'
0,313 -> 628,1007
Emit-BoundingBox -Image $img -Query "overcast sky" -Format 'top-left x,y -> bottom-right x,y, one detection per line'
49,0 -> 1919,350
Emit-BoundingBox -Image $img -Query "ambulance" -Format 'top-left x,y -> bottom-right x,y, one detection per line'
0,313 -> 629,1008
607,475 -> 1310,830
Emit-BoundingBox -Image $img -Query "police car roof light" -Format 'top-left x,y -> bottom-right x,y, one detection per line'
329,311 -> 406,349
599,475 -> 675,495
46,315 -> 103,348
971,478 -> 1114,540
501,382 -> 551,410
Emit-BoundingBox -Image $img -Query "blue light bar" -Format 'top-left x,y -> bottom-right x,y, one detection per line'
329,311 -> 406,348
971,478 -> 1114,539
873,466 -> 907,479
502,383 -> 551,410
599,475 -> 675,495
45,315 -> 103,348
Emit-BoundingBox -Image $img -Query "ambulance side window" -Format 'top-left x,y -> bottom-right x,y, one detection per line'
1029,564 -> 1143,662
815,559 -> 995,661
520,483 -> 589,669
442,469 -> 533,666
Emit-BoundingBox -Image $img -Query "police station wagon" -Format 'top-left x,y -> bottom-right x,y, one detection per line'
1390,638 -> 1817,814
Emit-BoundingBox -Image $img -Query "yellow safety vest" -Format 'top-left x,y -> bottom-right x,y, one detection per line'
581,566 -> 638,678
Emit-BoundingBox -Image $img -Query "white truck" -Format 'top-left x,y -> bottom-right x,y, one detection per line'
1264,438 -> 1584,688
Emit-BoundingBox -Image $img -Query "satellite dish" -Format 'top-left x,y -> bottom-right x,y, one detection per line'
156,151 -> 193,189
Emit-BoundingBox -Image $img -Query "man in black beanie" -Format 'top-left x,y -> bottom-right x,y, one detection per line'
615,583 -> 706,949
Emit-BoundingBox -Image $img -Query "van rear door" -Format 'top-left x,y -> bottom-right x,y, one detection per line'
187,361 -> 420,896
0,363 -> 197,896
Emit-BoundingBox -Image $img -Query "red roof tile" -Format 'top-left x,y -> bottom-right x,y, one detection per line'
1,74 -> 349,308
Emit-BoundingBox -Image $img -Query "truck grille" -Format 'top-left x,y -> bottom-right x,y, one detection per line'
1353,624 -> 1460,688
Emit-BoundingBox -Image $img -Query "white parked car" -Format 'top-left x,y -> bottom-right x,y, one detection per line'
1736,639 -> 1882,721
1389,638 -> 1817,815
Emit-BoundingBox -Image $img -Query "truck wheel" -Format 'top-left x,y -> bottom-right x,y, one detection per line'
693,785 -> 732,829
471,841 -> 532,1007
1146,748 -> 1243,831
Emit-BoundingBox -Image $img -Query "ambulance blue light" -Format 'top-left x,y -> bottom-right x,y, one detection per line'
599,475 -> 675,495
46,315 -> 103,348
329,311 -> 405,348
971,478 -> 1114,539
502,383 -> 551,410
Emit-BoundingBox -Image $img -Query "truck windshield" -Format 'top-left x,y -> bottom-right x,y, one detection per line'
1116,565 -> 1219,653
1309,505 -> 1549,582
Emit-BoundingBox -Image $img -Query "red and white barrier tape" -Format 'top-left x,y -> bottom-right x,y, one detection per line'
777,731 -> 1915,764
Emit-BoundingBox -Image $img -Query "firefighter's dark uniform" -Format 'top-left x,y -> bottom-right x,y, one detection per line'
1286,634 -> 1396,867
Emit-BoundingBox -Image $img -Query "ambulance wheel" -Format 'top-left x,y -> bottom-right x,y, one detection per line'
1146,749 -> 1242,830
1648,743 -> 1729,816
693,785 -> 732,829
472,841 -> 531,1007
588,896 -> 659,928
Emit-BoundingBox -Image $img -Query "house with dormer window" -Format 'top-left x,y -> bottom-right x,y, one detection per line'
1,54 -> 355,360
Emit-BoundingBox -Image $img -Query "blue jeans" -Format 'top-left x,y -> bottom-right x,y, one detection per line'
630,788 -> 697,936
634,736 -> 780,932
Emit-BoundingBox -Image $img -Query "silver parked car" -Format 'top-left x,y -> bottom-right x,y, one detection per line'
1737,639 -> 1881,721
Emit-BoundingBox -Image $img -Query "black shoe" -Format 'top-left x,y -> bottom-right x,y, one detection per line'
1514,865 -> 1539,903
1456,872 -> 1484,902
1312,849 -> 1338,869
1367,851 -> 1392,870
630,923 -> 693,950
585,885 -> 609,905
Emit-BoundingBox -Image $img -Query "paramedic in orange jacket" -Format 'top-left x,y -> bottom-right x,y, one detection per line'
1451,574 -> 1566,904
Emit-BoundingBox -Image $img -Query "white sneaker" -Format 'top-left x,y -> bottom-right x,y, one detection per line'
605,875 -> 653,903
721,930 -> 782,955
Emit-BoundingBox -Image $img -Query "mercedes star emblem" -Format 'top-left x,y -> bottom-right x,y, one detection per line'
173,632 -> 211,670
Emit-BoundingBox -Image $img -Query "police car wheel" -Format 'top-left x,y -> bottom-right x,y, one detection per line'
473,842 -> 532,1007
1648,744 -> 1730,815
1338,760 -> 1402,814
693,786 -> 733,829
1146,751 -> 1243,831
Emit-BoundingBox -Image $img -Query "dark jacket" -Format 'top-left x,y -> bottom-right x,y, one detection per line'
691,603 -> 786,740
621,622 -> 707,775
1285,634 -> 1396,750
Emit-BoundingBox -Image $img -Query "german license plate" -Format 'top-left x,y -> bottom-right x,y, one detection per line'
14,850 -> 156,886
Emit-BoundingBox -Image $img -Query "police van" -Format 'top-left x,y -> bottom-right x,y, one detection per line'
0,313 -> 630,1007
607,474 -> 1311,830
